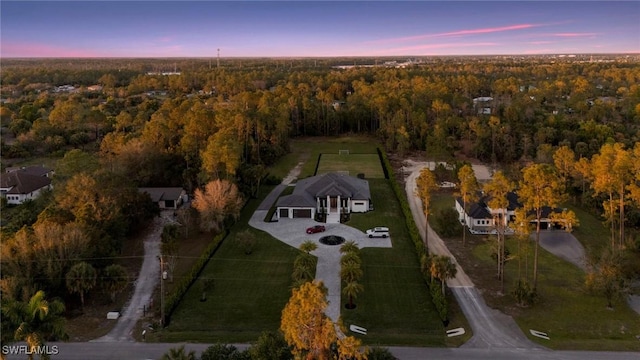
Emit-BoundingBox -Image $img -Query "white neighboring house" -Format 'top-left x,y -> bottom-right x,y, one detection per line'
138,187 -> 188,210
455,192 -> 519,235
276,172 -> 371,221
455,191 -> 564,234
1,166 -> 54,205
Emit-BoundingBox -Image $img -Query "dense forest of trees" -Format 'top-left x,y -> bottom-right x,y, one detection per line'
1,55 -> 639,339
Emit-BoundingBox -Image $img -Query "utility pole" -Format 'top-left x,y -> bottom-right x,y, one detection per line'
217,48 -> 220,68
159,256 -> 165,326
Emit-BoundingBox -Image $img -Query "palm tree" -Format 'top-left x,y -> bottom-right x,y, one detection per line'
101,264 -> 129,303
1,290 -> 67,360
340,262 -> 363,284
428,255 -> 458,295
161,345 -> 197,360
438,256 -> 458,295
339,241 -> 359,255
292,254 -> 316,286
343,281 -> 364,309
340,252 -> 361,268
299,240 -> 317,254
66,262 -> 97,309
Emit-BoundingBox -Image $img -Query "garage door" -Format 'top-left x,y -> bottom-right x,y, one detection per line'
279,208 -> 289,218
293,209 -> 312,218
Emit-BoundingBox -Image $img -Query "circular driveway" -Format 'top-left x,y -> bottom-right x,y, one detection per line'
249,200 -> 391,322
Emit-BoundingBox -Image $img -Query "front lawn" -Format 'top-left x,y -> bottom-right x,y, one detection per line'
342,179 -> 445,346
156,186 -> 305,343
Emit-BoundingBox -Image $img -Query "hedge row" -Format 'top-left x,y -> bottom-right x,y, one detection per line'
430,279 -> 449,323
163,230 -> 228,326
376,148 -> 427,259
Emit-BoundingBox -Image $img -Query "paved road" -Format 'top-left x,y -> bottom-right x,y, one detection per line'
536,231 -> 587,270
4,342 -> 638,360
404,161 -> 541,350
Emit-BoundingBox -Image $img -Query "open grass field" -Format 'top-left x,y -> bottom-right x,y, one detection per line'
268,136 -> 381,180
431,191 -> 640,351
297,137 -> 380,179
316,153 -> 385,178
156,185 -> 305,343
342,179 -> 446,346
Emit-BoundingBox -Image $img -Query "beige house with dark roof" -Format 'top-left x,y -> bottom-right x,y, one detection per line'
276,172 -> 371,223
1,166 -> 54,205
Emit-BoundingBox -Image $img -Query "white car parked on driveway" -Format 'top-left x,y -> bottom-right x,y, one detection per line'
366,227 -> 389,238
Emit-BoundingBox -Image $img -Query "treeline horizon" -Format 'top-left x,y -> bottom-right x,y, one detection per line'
0,54 -> 639,342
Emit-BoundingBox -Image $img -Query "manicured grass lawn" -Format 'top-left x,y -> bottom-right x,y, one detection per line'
342,179 -> 445,346
157,186 -> 306,343
433,191 -> 640,351
292,136 -> 381,178
317,154 -> 385,178
266,135 -> 381,180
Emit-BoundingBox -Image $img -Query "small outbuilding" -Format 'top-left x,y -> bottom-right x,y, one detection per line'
138,187 -> 187,210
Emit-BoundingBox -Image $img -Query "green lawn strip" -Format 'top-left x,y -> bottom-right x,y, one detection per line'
342,179 -> 445,346
317,154 -> 385,178
288,136 -> 380,178
341,249 -> 445,346
471,236 -> 640,351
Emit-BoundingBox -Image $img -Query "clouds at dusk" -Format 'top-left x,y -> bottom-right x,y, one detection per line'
1,1 -> 638,57
1,41 -> 106,58
369,24 -> 541,45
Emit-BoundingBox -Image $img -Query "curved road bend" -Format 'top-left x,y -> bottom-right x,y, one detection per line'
404,163 -> 543,350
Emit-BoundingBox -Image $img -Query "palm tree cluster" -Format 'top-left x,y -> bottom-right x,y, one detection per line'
340,241 -> 364,309
292,241 -> 317,287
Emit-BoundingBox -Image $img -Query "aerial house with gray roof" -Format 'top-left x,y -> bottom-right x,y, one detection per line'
276,173 -> 371,223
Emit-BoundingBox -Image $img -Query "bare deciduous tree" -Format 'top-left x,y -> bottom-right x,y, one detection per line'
192,179 -> 243,233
